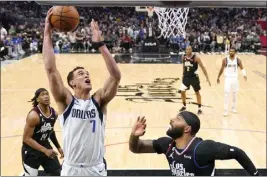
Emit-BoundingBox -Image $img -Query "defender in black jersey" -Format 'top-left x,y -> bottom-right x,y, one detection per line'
129,111 -> 259,176
22,88 -> 63,176
179,46 -> 211,115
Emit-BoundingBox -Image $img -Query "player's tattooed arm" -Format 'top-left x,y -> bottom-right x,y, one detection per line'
129,136 -> 156,153
129,116 -> 156,153
195,56 -> 211,86
91,20 -> 121,107
217,58 -> 226,84
42,8 -> 72,110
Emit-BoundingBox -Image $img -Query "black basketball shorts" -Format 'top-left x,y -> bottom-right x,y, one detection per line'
180,75 -> 201,92
21,146 -> 61,176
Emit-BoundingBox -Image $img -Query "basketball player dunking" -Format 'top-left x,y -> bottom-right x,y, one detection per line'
129,111 -> 260,176
179,46 -> 211,115
42,8 -> 121,176
22,88 -> 63,176
217,48 -> 247,116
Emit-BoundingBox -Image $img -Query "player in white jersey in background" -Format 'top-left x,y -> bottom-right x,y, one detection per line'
217,48 -> 247,116
42,8 -> 121,176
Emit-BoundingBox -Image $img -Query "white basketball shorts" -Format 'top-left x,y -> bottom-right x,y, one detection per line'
224,77 -> 239,93
61,161 -> 107,176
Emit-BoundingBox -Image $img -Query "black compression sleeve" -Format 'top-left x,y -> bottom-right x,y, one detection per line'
195,140 -> 259,176
49,131 -> 61,149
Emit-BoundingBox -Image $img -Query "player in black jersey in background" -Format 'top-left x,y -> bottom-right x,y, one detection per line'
179,46 -> 211,115
129,111 -> 260,176
22,88 -> 63,176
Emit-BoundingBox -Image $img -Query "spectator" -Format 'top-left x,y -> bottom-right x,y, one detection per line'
30,37 -> 38,53
216,32 -> 224,52
75,28 -> 85,52
0,23 -> 7,41
0,2 -> 266,58
68,32 -> 76,52
224,36 -> 230,54
8,25 -> 16,36
120,32 -> 132,52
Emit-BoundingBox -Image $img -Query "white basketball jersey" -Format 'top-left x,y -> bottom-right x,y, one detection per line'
224,56 -> 238,78
59,96 -> 106,166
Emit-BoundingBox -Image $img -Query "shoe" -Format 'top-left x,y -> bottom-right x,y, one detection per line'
179,106 -> 186,112
197,109 -> 202,115
232,108 -> 237,114
223,110 -> 228,117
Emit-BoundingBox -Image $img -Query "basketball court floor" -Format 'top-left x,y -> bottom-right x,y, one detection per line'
1,53 -> 266,176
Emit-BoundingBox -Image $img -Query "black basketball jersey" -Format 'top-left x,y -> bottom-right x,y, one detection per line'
183,54 -> 198,77
23,106 -> 57,149
153,137 -> 215,176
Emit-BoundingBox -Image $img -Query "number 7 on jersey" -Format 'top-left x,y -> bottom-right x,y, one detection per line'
90,120 -> 96,133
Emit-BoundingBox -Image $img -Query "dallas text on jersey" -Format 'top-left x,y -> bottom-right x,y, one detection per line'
71,108 -> 96,120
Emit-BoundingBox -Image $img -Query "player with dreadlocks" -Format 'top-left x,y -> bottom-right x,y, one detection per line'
22,88 -> 63,176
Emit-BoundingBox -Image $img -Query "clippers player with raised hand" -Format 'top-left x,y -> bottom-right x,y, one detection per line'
129,112 -> 260,176
217,48 -> 247,116
22,88 -> 63,176
179,46 -> 211,115
42,8 -> 121,176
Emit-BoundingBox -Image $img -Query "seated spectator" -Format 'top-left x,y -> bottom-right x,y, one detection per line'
75,28 -> 85,52
30,37 -> 38,53
210,33 -> 217,52
68,32 -> 76,52
216,32 -> 224,52
169,33 -> 179,52
8,25 -> 16,36
120,32 -> 132,52
0,23 -> 7,41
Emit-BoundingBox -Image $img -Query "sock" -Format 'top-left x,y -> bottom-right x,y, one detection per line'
233,92 -> 237,109
224,92 -> 229,111
198,104 -> 201,109
183,102 -> 186,107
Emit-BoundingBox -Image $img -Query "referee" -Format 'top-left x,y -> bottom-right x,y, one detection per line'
129,111 -> 260,176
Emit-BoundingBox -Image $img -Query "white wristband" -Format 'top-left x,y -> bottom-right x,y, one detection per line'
242,69 -> 246,76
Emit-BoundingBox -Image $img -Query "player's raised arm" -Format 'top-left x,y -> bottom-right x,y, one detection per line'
91,20 -> 121,106
129,116 -> 172,154
42,8 -> 72,107
129,116 -> 156,153
195,56 -> 211,86
217,58 -> 226,84
195,140 -> 260,176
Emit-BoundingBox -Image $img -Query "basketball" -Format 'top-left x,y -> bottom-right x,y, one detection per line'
50,6 -> 80,32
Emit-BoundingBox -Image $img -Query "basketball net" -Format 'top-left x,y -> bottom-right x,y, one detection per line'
148,7 -> 189,39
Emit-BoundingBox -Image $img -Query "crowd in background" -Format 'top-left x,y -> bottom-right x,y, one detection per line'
0,1 -> 266,60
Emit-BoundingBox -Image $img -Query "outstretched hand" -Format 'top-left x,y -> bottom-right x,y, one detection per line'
131,116 -> 147,137
90,19 -> 103,42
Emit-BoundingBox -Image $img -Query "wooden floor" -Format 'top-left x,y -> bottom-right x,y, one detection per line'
1,53 -> 266,176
